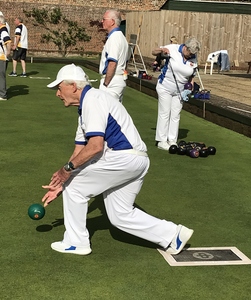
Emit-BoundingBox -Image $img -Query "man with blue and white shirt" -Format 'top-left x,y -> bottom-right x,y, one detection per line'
42,63 -> 194,256
99,9 -> 129,102
152,38 -> 200,151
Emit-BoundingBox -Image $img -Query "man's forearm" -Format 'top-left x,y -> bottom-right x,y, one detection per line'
69,137 -> 104,169
104,61 -> 117,86
14,36 -> 20,48
6,42 -> 11,57
152,47 -> 169,56
152,48 -> 163,56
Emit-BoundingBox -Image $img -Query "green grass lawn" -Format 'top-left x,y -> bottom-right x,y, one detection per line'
1,62 -> 251,300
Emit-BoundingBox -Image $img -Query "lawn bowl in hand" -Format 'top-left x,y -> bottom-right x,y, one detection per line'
28,203 -> 45,220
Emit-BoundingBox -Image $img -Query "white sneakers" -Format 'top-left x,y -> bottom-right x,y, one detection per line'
168,140 -> 177,146
157,140 -> 177,151
166,224 -> 194,255
158,141 -> 170,151
51,241 -> 92,255
51,225 -> 193,256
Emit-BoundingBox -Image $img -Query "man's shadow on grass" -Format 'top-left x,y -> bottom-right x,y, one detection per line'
7,85 -> 30,99
37,194 -> 157,249
7,71 -> 40,99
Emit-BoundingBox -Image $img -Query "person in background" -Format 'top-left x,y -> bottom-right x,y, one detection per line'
0,11 -> 10,70
152,36 -> 178,72
9,17 -> 28,77
0,15 -> 11,100
152,37 -> 200,151
41,63 -> 194,256
0,11 -> 10,34
99,9 -> 129,103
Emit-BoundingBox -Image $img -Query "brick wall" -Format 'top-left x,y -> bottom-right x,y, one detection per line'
1,0 -> 166,10
0,0 -> 166,56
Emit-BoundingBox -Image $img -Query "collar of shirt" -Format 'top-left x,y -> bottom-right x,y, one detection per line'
179,44 -> 196,60
107,27 -> 121,39
78,85 -> 92,116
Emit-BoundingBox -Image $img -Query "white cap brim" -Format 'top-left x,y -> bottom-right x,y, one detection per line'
47,79 -> 62,88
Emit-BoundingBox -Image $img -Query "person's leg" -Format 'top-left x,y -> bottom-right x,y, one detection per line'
62,180 -> 91,248
12,59 -> 17,73
155,82 -> 172,142
0,61 -> 7,99
20,49 -> 27,75
103,159 -> 177,249
9,49 -> 20,75
21,60 -> 26,74
168,95 -> 183,143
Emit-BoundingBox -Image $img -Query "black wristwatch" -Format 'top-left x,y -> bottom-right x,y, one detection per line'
63,161 -> 75,172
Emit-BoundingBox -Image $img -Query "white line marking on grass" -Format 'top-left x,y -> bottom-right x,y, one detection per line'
29,76 -> 51,79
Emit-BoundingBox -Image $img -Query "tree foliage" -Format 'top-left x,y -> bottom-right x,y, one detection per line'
24,7 -> 91,57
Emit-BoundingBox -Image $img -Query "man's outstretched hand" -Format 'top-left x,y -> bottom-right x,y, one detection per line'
42,185 -> 63,207
49,168 -> 71,188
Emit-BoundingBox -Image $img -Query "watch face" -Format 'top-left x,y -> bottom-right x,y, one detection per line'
64,163 -> 71,172
64,162 -> 75,171
69,161 -> 75,170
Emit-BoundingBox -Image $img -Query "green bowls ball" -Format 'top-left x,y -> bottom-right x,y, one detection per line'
28,203 -> 45,220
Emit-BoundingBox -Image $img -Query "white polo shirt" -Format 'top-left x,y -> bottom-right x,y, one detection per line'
99,28 -> 129,76
158,44 -> 197,90
15,23 -> 28,49
0,24 -> 11,60
75,85 -> 147,152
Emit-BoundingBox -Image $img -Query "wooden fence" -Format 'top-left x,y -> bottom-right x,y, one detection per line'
125,10 -> 251,67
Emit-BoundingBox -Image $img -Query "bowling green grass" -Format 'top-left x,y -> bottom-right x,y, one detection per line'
1,62 -> 251,300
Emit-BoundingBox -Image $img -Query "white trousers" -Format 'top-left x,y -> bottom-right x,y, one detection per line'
99,76 -> 126,103
155,81 -> 183,143
62,150 -> 177,249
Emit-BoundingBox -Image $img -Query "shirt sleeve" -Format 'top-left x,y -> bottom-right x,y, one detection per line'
75,118 -> 87,145
82,91 -> 108,139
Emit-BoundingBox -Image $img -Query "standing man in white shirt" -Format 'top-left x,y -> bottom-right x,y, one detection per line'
99,9 -> 129,103
9,17 -> 28,77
